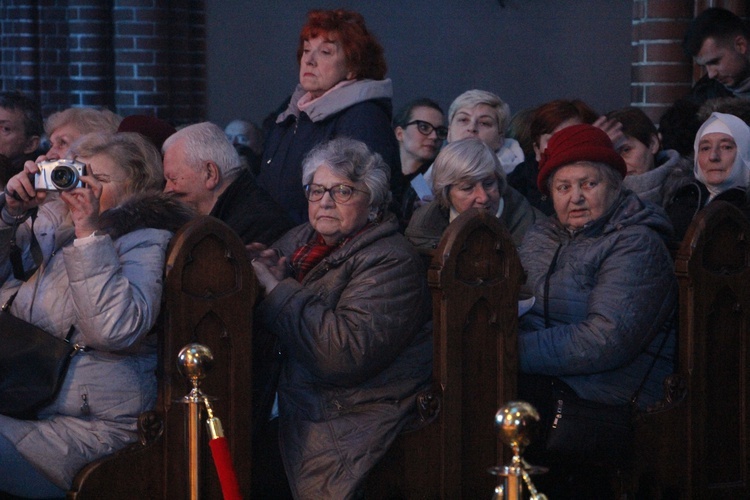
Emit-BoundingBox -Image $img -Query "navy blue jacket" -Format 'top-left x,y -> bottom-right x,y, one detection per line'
259,84 -> 399,224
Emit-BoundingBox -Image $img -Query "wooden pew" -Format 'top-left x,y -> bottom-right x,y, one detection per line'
634,201 -> 750,498
365,207 -> 523,499
68,216 -> 256,499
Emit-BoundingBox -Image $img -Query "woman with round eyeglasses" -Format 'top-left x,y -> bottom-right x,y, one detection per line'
393,98 -> 447,178
248,137 -> 432,499
392,98 -> 446,227
406,137 -> 540,250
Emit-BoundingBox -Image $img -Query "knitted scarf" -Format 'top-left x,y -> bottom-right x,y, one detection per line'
290,223 -> 373,282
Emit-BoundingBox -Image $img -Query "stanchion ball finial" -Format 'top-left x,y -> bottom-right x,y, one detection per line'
177,343 -> 214,385
494,401 -> 540,453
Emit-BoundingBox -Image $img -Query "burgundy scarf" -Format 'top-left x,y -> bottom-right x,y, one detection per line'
290,223 -> 373,282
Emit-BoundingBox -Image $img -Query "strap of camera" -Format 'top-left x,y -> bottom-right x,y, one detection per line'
9,207 -> 42,281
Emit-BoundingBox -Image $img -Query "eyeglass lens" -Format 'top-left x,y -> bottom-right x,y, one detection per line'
305,184 -> 356,203
411,120 -> 447,139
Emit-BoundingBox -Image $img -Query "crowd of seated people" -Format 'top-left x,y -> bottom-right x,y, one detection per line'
2,5 -> 750,499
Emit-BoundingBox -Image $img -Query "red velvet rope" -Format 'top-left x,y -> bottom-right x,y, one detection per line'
209,436 -> 243,500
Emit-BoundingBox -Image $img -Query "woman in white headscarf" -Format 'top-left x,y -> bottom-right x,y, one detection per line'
665,111 -> 750,246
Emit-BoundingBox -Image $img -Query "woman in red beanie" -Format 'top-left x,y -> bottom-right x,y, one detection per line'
517,124 -> 678,498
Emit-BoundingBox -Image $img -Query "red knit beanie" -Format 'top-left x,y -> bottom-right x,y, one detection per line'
537,123 -> 627,195
117,115 -> 177,151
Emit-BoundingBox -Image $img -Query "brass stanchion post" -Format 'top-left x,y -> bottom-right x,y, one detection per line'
177,343 -> 215,500
488,401 -> 548,500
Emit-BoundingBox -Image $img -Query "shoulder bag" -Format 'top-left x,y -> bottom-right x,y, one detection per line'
0,212 -> 79,419
540,245 -> 672,466
0,291 -> 79,419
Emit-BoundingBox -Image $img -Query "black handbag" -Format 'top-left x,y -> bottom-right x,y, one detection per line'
0,292 -> 77,419
544,386 -> 636,466
540,248 -> 672,466
542,326 -> 672,466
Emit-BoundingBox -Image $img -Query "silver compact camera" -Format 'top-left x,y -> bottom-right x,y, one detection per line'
34,159 -> 86,191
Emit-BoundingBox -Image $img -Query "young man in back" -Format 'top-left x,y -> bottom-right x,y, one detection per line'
684,7 -> 750,104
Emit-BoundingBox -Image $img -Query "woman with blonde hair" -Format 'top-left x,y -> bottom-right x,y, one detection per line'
406,137 -> 540,249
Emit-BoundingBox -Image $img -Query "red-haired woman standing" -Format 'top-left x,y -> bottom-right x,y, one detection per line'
257,9 -> 399,224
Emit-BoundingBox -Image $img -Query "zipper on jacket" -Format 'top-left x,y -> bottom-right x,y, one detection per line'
80,387 -> 91,416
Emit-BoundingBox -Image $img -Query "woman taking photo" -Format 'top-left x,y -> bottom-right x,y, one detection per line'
250,138 -> 431,499
0,132 -> 192,498
258,8 -> 399,224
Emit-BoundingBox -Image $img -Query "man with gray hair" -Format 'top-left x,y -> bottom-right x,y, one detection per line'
163,122 -> 294,244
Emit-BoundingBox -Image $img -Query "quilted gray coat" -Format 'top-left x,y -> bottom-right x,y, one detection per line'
0,195 -> 190,490
518,190 -> 677,408
257,213 -> 432,500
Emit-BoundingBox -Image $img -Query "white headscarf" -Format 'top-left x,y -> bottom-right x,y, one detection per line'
694,112 -> 750,201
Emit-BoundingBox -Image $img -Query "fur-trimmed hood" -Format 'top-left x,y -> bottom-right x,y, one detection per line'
97,191 -> 195,240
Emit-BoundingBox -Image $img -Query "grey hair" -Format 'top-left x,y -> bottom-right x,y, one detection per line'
301,137 -> 392,212
546,160 -> 623,196
45,108 -> 122,137
162,122 -> 243,181
69,132 -> 164,194
431,137 -> 506,209
447,89 -> 511,135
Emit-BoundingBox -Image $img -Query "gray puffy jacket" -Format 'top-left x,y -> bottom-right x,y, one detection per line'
518,190 -> 677,408
258,213 -> 432,499
0,195 -> 191,489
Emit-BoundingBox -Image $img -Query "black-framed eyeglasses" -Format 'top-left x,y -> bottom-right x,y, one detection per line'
304,183 -> 368,203
405,120 -> 448,140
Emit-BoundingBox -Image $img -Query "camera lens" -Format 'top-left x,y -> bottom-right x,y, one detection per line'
50,165 -> 79,190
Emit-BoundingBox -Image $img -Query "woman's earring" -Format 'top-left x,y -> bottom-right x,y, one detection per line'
368,210 -> 379,222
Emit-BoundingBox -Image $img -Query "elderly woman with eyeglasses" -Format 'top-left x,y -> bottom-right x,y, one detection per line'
248,137 -> 431,499
406,137 -> 540,250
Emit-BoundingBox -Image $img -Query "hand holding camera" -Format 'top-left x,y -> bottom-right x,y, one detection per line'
4,158 -> 103,238
34,159 -> 86,192
5,158 -> 89,216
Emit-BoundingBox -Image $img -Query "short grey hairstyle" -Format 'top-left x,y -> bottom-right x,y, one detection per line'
301,137 -> 392,212
69,132 -> 164,194
448,89 -> 511,136
431,137 -> 506,209
162,122 -> 244,181
546,160 -> 623,197
45,108 -> 122,137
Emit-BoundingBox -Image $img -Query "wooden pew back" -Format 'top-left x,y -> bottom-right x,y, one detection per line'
68,216 -> 255,499
637,201 -> 750,498
675,201 -> 750,498
365,207 -> 523,498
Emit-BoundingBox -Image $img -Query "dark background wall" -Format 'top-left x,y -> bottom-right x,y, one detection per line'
205,0 -> 633,128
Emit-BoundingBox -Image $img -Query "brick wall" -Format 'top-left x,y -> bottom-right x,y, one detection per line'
631,0 -> 694,122
631,0 -> 750,122
0,0 -> 205,126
